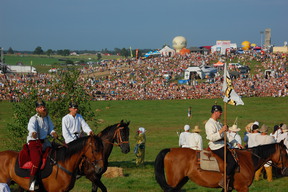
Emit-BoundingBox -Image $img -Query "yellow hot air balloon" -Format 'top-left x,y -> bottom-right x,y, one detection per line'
242,41 -> 251,50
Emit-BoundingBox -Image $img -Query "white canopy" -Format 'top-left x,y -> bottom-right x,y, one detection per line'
159,46 -> 176,57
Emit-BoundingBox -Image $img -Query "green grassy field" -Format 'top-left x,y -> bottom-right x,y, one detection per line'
0,97 -> 288,191
4,54 -> 122,73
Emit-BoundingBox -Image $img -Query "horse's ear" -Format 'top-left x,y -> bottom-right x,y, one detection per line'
127,121 -> 130,126
120,120 -> 124,124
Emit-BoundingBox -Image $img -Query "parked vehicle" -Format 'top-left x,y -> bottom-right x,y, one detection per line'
7,65 -> 37,73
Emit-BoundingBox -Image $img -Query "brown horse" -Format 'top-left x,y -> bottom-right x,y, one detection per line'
0,136 -> 104,192
155,142 -> 288,192
80,120 -> 130,192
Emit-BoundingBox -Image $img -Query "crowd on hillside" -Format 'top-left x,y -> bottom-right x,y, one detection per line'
0,51 -> 287,101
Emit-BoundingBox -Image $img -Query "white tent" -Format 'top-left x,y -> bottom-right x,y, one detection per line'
159,46 -> 176,57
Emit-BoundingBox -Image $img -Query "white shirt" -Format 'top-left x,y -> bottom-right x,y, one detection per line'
62,113 -> 92,144
179,132 -> 203,150
247,132 -> 261,148
227,132 -> 242,148
276,132 -> 288,143
205,118 -> 225,150
270,129 -> 282,141
27,114 -> 55,142
0,183 -> 10,192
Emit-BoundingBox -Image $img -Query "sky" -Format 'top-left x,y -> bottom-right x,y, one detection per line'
1,0 -> 287,51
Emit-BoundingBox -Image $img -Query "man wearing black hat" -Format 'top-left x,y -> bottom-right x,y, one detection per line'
205,105 -> 236,190
27,100 -> 58,190
62,102 -> 94,144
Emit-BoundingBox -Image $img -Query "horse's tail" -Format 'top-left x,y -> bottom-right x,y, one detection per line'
155,148 -> 178,192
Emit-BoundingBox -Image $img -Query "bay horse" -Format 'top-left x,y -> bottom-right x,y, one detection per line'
155,142 -> 288,192
80,120 -> 130,192
0,135 -> 104,192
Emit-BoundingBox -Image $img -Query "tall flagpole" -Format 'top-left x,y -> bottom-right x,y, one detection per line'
224,102 -> 227,192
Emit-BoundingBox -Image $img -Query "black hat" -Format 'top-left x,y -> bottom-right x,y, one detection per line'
35,100 -> 46,108
69,102 -> 78,108
211,105 -> 223,113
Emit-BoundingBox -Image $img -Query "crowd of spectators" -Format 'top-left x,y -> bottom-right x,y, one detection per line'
0,51 -> 287,101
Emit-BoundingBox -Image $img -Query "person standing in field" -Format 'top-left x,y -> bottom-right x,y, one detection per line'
179,125 -> 203,150
62,102 -> 94,144
134,127 -> 146,166
254,124 -> 276,182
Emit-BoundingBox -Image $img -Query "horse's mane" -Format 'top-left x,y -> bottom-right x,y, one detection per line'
100,124 -> 118,137
251,143 -> 277,165
55,136 -> 94,162
98,121 -> 129,138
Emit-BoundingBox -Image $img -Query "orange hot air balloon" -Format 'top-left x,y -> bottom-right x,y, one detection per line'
242,41 -> 251,50
180,48 -> 191,55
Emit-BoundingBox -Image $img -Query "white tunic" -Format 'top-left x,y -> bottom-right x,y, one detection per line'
62,113 -> 92,144
227,132 -> 242,148
0,183 -> 10,192
27,114 -> 55,142
205,118 -> 225,150
247,132 -> 261,148
179,132 -> 203,150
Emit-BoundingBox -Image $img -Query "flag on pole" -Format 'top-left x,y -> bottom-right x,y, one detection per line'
222,63 -> 244,105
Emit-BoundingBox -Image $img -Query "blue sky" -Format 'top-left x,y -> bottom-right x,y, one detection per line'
1,0 -> 287,51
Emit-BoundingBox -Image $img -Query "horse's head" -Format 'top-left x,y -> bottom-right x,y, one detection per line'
115,120 -> 130,154
271,141 -> 288,176
83,136 -> 105,174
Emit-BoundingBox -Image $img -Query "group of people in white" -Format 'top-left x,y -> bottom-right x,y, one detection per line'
179,105 -> 288,185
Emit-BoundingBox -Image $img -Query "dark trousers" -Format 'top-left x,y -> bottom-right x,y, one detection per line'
212,147 -> 236,176
28,140 -> 43,176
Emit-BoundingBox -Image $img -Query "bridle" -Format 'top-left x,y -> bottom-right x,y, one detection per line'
103,124 -> 129,146
83,136 -> 103,168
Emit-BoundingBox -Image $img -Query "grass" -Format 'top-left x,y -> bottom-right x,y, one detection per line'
1,97 -> 288,191
4,54 -> 123,73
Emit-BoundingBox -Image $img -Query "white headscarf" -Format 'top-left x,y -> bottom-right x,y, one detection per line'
138,127 -> 146,133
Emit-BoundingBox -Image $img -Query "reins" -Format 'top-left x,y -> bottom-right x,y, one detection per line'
250,143 -> 287,171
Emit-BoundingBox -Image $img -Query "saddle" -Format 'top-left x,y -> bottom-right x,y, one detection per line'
198,150 -> 221,172
197,149 -> 239,172
15,144 -> 54,179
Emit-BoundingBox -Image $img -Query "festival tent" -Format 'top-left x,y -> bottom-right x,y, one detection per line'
159,46 -> 176,57
213,61 -> 225,67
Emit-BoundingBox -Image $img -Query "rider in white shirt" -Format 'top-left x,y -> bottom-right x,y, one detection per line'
62,102 -> 94,144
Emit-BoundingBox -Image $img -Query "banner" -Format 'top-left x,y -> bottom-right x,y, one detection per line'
222,63 -> 244,105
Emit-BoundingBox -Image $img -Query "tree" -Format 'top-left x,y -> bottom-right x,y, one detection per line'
33,46 -> 44,55
46,49 -> 53,57
6,69 -> 97,150
7,47 -> 14,54
97,53 -> 102,61
120,48 -> 129,58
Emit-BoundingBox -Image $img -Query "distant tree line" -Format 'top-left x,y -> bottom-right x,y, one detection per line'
5,46 -> 158,58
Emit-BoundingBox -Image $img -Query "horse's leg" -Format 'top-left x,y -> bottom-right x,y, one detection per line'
91,175 -> 107,192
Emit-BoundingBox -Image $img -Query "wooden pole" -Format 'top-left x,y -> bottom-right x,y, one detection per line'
224,102 -> 227,192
